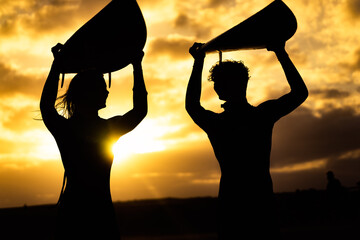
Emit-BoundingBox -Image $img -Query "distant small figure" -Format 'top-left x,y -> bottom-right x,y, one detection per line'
326,171 -> 345,204
40,43 -> 147,239
186,42 -> 308,239
326,171 -> 343,194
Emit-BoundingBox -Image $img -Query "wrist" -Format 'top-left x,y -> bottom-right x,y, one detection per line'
132,62 -> 142,70
132,87 -> 148,94
193,57 -> 205,66
275,49 -> 288,60
51,60 -> 61,74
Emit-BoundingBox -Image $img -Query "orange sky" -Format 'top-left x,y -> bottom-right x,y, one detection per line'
1,0 -> 360,208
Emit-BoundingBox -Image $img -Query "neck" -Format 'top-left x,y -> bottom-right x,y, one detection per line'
222,96 -> 249,110
73,107 -> 99,120
227,95 -> 248,105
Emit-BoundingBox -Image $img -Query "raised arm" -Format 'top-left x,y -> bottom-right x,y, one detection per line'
40,43 -> 65,131
108,51 -> 148,135
185,43 -> 216,130
260,43 -> 308,120
185,43 -> 205,113
130,51 -> 148,121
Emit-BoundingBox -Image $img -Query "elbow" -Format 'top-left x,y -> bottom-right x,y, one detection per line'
185,100 -> 199,115
133,94 -> 148,120
39,99 -> 49,113
291,87 -> 308,105
185,95 -> 194,113
136,104 -> 148,120
185,101 -> 190,113
141,105 -> 148,119
40,98 -> 56,117
300,86 -> 309,103
304,89 -> 309,101
185,101 -> 193,114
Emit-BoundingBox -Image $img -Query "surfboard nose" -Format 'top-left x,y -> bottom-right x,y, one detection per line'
200,0 -> 297,53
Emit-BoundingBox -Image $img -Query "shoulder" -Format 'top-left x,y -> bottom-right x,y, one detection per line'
45,116 -> 69,138
253,100 -> 272,114
254,100 -> 281,122
256,99 -> 277,109
106,115 -> 124,124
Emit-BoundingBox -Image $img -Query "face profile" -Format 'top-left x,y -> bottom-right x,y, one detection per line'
84,74 -> 109,110
56,70 -> 109,118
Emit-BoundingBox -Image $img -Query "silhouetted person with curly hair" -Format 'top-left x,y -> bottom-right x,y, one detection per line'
186,42 -> 308,239
40,44 -> 147,239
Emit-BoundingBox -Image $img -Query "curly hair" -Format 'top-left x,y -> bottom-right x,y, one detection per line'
208,60 -> 250,84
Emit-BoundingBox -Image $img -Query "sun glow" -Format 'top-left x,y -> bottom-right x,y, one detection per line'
111,119 -> 168,165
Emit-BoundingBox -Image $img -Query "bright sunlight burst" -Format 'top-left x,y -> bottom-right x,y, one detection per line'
111,119 -> 170,165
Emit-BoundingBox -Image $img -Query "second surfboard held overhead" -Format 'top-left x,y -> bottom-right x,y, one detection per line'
200,0 -> 297,53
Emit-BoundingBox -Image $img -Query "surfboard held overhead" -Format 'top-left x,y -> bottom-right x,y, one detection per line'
200,0 -> 297,53
58,0 -> 147,74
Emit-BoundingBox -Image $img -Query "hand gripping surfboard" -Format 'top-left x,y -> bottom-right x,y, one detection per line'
58,0 -> 147,87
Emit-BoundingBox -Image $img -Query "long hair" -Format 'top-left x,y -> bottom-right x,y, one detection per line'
56,70 -> 103,118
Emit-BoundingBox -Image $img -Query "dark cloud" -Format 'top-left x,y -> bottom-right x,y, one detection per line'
173,13 -> 212,39
272,106 -> 360,167
350,48 -> 360,71
271,168 -> 327,192
0,62 -> 43,97
327,154 -> 360,187
270,104 -> 360,190
0,16 -> 18,36
174,14 -> 190,28
148,37 -> 194,60
206,0 -> 236,8
23,4 -> 78,34
346,0 -> 360,18
0,1 -> 75,36
0,0 -> 110,37
311,88 -> 350,99
137,0 -> 167,8
340,48 -> 360,72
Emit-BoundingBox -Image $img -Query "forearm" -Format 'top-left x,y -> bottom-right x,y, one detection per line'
186,58 -> 204,110
132,63 -> 148,115
40,61 -> 60,110
276,49 -> 308,97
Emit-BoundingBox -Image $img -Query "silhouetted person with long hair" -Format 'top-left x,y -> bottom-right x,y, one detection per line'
186,42 -> 308,239
40,44 -> 147,239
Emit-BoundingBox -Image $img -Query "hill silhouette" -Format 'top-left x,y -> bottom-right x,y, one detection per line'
0,191 -> 359,240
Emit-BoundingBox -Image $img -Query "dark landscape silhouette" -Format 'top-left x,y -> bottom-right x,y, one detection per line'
1,187 -> 359,240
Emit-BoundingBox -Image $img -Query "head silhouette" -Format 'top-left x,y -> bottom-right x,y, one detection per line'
208,60 -> 250,101
57,70 -> 109,118
327,171 -> 335,181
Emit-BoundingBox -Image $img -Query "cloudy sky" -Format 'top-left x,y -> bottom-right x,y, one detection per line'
0,0 -> 360,208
